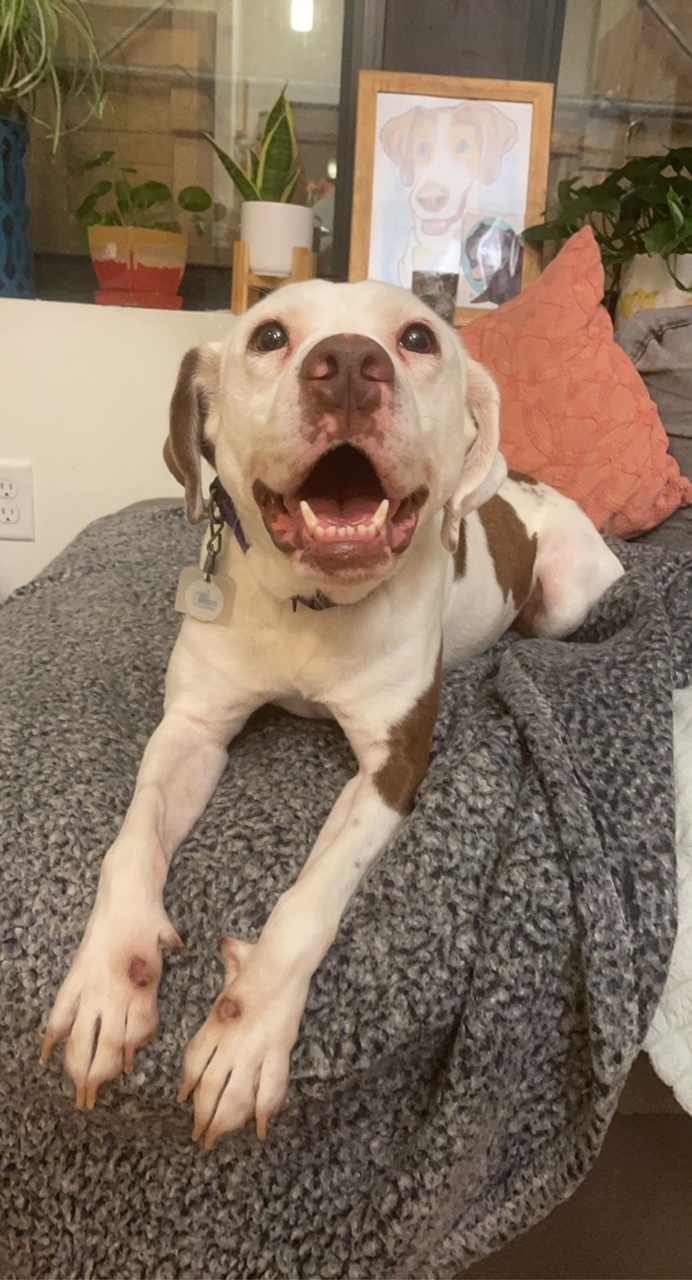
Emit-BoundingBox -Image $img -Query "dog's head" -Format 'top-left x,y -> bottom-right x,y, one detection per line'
165,280 -> 502,598
380,102 -> 518,245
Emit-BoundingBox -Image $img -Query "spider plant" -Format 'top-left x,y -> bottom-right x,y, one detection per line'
0,0 -> 105,149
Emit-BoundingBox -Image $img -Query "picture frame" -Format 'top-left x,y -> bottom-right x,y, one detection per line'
349,71 -> 554,325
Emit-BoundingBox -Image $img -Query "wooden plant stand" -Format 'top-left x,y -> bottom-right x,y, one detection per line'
231,241 -> 317,314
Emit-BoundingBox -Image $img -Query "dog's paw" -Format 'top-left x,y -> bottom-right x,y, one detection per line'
178,936 -> 305,1147
41,906 -> 183,1108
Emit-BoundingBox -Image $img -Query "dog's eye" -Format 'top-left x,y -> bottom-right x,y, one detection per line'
399,324 -> 438,355
456,138 -> 470,154
251,321 -> 289,353
417,142 -> 430,158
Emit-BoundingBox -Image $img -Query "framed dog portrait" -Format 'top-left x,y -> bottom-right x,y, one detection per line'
349,71 -> 554,325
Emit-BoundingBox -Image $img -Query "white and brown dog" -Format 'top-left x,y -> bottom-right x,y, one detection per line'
380,101 -> 518,284
42,280 -> 623,1147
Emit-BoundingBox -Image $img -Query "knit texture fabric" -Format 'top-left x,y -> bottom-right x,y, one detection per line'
1,506 -> 690,1279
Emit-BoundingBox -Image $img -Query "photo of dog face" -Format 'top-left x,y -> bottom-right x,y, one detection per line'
463,218 -> 524,308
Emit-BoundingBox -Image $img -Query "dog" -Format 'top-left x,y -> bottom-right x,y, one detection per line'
465,219 -> 524,307
42,280 -> 624,1148
380,102 -> 518,286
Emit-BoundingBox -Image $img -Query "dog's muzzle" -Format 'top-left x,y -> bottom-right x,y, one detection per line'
252,333 -> 428,579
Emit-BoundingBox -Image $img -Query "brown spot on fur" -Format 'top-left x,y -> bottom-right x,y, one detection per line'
508,469 -> 538,486
478,495 -> 537,610
453,518 -> 468,579
218,996 -> 242,1022
514,579 -> 544,638
128,957 -> 153,988
374,647 -> 442,815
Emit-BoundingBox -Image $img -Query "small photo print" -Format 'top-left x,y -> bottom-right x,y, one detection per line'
458,213 -> 525,310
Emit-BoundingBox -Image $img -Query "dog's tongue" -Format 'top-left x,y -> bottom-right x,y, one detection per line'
303,497 -> 383,526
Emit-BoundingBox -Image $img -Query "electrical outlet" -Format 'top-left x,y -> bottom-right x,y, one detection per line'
0,460 -> 34,541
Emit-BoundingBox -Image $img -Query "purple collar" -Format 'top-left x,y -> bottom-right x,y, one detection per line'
209,478 -> 336,613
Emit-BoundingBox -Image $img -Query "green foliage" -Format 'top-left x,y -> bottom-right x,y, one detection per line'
205,86 -> 301,202
0,0 -> 104,150
524,149 -> 692,309
76,154 -> 221,236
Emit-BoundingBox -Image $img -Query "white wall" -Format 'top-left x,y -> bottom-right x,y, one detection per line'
0,299 -> 232,600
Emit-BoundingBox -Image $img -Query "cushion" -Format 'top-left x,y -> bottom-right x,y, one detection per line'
462,227 -> 692,538
615,306 -> 692,482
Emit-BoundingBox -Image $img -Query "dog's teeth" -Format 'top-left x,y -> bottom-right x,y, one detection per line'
326,526 -> 339,539
365,523 -> 376,537
338,526 -> 348,538
314,524 -> 327,540
300,500 -> 319,531
372,499 -> 389,532
345,525 -> 356,537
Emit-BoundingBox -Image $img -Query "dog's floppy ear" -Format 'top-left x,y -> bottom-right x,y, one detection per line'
441,356 -> 505,553
380,107 -> 422,187
472,103 -> 518,185
164,344 -> 221,524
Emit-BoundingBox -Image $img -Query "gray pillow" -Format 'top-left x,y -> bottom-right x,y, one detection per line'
616,307 -> 692,481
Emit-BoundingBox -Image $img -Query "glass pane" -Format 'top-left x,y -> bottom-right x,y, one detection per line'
553,0 -> 692,202
27,0 -> 344,299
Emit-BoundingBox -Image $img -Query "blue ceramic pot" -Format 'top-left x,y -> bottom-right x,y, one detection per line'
0,116 -> 36,298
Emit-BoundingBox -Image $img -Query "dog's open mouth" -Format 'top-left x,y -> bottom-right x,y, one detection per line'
253,444 -> 428,573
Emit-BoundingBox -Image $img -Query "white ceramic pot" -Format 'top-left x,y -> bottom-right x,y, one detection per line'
616,252 -> 692,327
240,201 -> 314,276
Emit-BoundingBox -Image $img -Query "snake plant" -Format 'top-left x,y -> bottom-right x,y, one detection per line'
205,86 -> 301,203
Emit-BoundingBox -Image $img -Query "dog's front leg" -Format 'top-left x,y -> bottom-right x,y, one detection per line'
181,647 -> 442,1147
42,663 -> 254,1108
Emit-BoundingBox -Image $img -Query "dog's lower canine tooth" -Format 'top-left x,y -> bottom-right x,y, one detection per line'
373,499 -> 389,532
300,500 -> 319,531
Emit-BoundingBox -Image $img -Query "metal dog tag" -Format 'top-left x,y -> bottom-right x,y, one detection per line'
174,567 -> 235,625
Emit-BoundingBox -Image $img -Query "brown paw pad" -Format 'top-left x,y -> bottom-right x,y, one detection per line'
217,995 -> 243,1022
128,956 -> 154,988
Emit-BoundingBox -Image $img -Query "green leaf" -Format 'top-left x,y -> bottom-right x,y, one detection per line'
89,179 -> 112,199
75,192 -> 99,219
81,210 -> 103,227
101,212 -> 123,226
177,185 -> 212,213
120,166 -> 138,174
667,187 -> 686,231
249,149 -> 260,182
204,134 -> 260,201
130,180 -> 173,209
257,112 -> 297,201
151,221 -> 181,233
280,169 -> 300,203
262,85 -> 289,145
84,149 -> 115,170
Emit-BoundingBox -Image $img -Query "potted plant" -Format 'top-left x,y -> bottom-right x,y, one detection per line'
523,148 -> 692,322
205,86 -> 314,276
0,0 -> 104,298
76,151 -> 219,309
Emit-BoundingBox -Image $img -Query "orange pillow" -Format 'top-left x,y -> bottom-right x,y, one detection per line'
462,226 -> 692,537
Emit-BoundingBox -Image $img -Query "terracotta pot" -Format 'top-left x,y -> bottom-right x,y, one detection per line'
87,225 -> 188,307
616,252 -> 692,327
240,201 -> 314,275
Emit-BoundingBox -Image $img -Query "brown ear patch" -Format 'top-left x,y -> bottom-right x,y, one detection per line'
453,518 -> 468,580
374,646 -> 442,815
165,346 -> 220,524
478,495 -> 537,610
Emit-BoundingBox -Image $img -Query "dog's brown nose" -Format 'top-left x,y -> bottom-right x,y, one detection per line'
300,334 -> 394,413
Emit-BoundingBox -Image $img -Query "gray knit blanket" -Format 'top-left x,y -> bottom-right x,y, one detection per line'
1,505 -> 691,1280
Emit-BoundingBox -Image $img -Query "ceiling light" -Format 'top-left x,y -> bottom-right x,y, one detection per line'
291,0 -> 313,32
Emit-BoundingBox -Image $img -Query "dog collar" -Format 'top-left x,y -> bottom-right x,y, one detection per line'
209,478 -> 337,613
